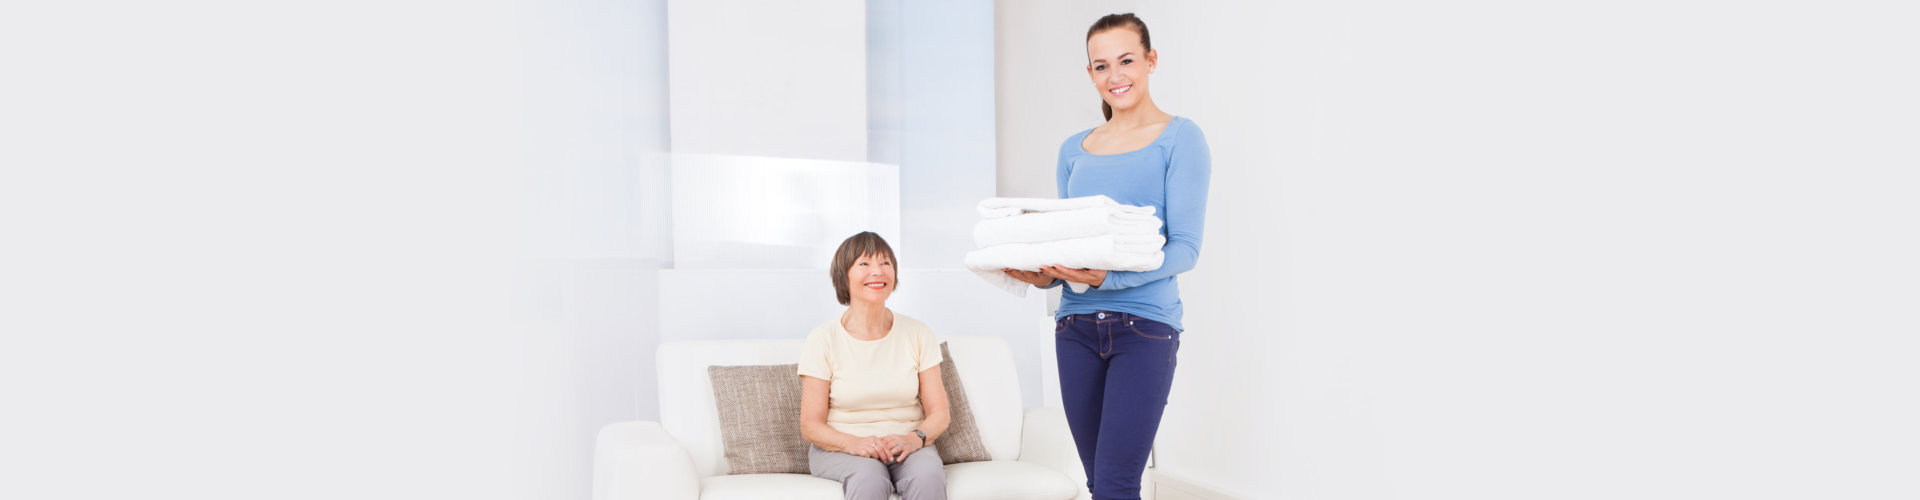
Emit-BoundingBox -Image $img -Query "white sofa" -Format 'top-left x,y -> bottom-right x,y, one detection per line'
593,336 -> 1091,500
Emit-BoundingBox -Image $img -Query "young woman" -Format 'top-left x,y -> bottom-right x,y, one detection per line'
799,232 -> 951,500
1003,13 -> 1211,500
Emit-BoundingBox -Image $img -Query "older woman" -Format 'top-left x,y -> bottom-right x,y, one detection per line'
798,231 -> 951,500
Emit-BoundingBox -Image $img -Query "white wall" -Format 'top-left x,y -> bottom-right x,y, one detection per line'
516,2 -> 673,500
870,0 -> 1001,267
995,2 -> 1121,199
2,1 -> 536,499
998,2 -> 1920,499
668,0 -> 868,162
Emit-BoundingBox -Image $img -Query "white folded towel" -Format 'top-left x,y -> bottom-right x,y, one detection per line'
973,206 -> 1163,248
964,234 -> 1167,297
976,195 -> 1156,219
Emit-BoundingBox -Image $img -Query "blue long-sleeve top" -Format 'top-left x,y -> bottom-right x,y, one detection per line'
1047,116 -> 1211,331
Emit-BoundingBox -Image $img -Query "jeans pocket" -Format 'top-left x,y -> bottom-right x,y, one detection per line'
1054,318 -> 1070,334
1127,319 -> 1176,340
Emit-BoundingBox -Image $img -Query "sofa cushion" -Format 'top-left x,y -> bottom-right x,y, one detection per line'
945,460 -> 1081,500
937,337 -> 1024,460
698,473 -> 843,500
935,342 -> 993,464
697,462 -> 1077,500
707,364 -> 810,474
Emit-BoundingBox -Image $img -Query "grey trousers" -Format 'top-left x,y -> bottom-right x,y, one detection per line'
808,444 -> 947,500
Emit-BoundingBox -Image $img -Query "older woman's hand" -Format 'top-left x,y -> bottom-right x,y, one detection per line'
1040,265 -> 1106,288
880,433 -> 923,462
846,436 -> 890,460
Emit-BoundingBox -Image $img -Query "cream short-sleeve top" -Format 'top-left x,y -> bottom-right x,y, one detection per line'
796,311 -> 942,437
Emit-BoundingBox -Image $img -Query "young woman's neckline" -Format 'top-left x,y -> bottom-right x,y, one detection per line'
839,307 -> 894,342
1078,115 -> 1181,157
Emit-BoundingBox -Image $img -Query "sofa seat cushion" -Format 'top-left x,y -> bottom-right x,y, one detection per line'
699,473 -> 841,500
697,461 -> 1076,500
945,460 -> 1078,500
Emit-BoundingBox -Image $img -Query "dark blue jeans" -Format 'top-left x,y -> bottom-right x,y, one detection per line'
1055,311 -> 1180,500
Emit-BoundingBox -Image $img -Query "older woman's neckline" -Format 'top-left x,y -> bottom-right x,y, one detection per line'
839,307 -> 895,342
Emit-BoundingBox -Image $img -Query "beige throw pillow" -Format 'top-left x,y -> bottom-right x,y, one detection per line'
934,342 -> 993,464
708,364 -> 810,474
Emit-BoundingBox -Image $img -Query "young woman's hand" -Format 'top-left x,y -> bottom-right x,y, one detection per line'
880,433 -> 923,462
1040,265 -> 1107,287
1003,268 -> 1056,287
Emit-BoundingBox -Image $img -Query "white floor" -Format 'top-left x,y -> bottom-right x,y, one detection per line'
1150,469 -> 1241,500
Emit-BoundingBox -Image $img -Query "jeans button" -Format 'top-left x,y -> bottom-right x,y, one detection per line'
1097,312 -> 1106,319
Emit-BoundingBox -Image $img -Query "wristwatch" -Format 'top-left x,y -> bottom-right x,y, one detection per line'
912,429 -> 928,446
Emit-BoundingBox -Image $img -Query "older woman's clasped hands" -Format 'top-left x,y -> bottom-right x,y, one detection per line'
839,433 -> 926,463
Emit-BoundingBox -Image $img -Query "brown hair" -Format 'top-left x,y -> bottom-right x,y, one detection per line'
1087,13 -> 1152,121
829,231 -> 898,305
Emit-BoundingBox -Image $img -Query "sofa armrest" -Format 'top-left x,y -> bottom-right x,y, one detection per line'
593,421 -> 699,500
1019,407 -> 1093,500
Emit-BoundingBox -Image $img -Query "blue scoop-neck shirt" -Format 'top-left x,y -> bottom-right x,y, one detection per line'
1049,116 -> 1211,331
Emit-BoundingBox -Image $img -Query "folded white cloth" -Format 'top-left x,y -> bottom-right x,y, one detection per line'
976,195 -> 1156,219
965,234 -> 1166,297
973,205 -> 1163,248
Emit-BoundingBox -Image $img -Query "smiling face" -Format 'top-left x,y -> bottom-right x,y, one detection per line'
1087,28 -> 1155,115
829,231 -> 898,306
844,252 -> 895,306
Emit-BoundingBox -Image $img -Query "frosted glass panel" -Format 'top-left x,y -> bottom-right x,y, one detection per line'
670,154 -> 899,269
657,268 -> 1048,407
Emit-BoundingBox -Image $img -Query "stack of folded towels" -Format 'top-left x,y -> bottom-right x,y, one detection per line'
964,195 -> 1166,297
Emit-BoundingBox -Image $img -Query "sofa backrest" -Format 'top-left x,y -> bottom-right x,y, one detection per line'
656,335 -> 1025,477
